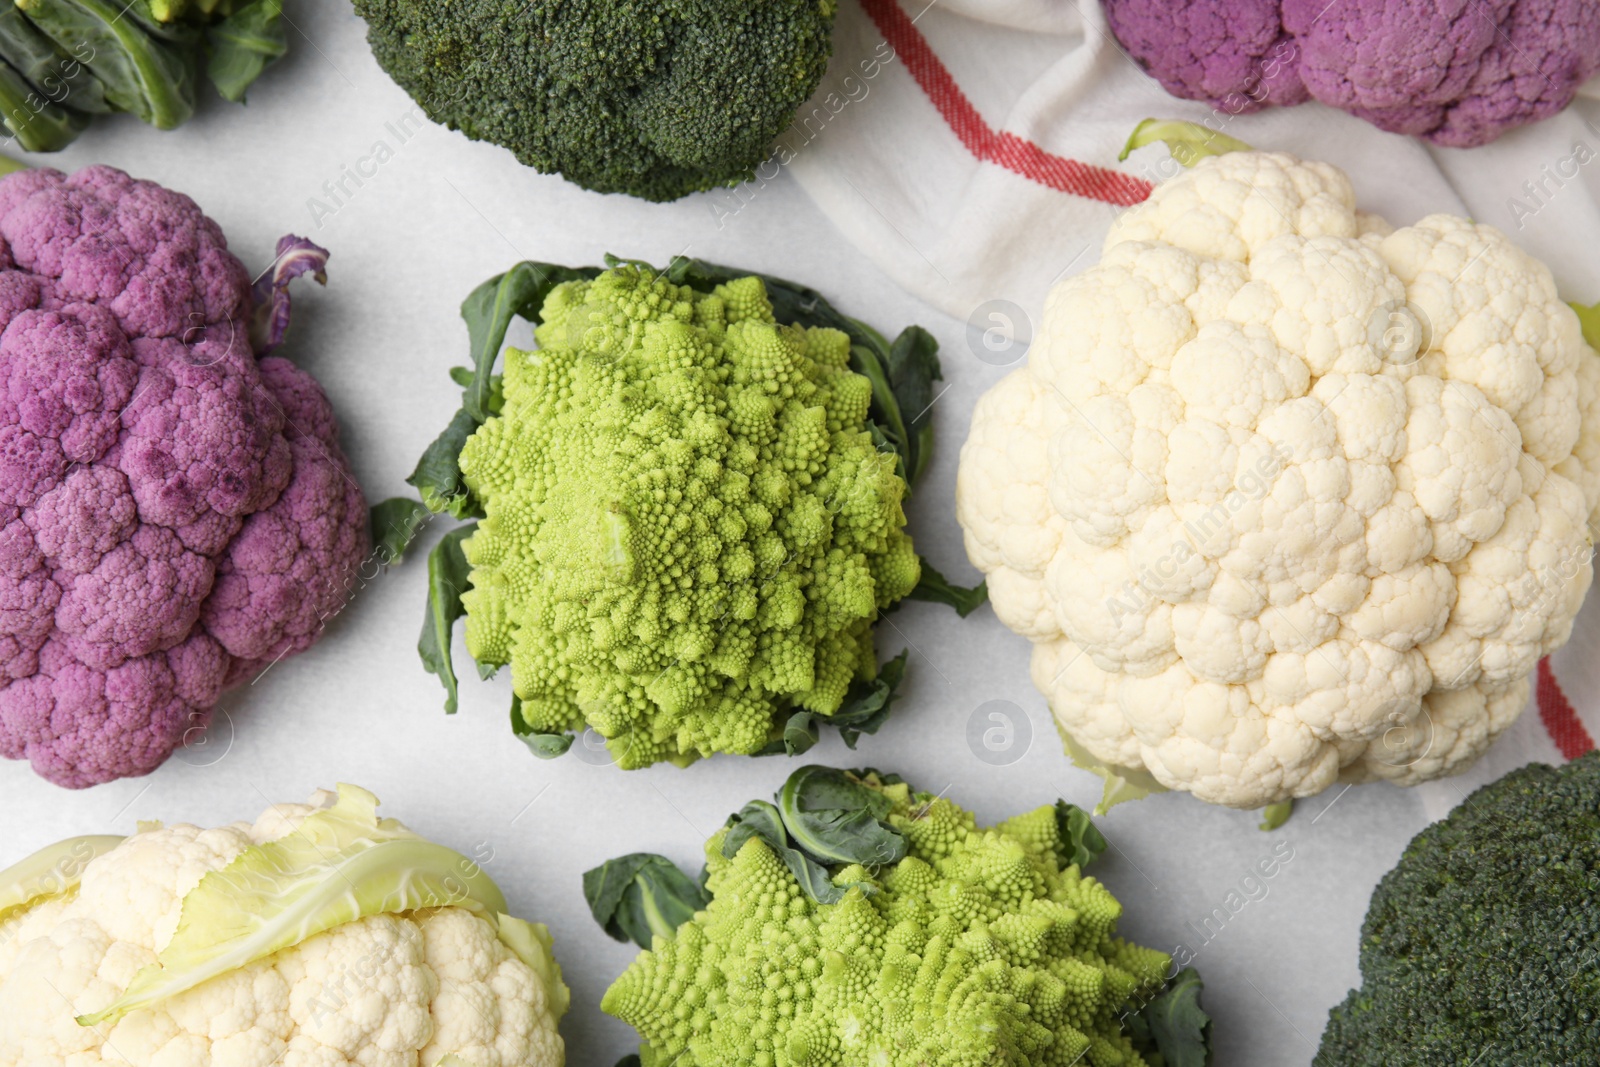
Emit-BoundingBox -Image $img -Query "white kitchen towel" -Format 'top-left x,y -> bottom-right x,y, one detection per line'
786,0 -> 1600,821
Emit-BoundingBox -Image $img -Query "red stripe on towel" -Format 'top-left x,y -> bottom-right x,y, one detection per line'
1538,658 -> 1595,760
857,0 -> 1153,206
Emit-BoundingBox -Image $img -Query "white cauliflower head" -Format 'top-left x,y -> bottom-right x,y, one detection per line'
0,786 -> 567,1066
958,151 -> 1600,809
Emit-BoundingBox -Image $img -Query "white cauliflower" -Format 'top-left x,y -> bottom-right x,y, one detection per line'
0,786 -> 567,1066
957,151 -> 1600,809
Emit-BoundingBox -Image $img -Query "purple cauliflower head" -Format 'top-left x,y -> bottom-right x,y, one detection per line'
0,167 -> 369,788
1104,0 -> 1600,147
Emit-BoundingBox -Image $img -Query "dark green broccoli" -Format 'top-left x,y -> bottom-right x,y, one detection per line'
1316,752 -> 1600,1067
351,0 -> 838,202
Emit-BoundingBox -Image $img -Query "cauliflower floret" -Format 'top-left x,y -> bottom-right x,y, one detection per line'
958,152 -> 1600,808
418,910 -> 564,1067
0,790 -> 566,1066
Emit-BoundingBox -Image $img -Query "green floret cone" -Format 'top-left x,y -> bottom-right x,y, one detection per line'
457,266 -> 920,768
602,780 -> 1174,1067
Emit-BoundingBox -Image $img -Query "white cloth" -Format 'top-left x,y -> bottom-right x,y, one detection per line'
790,0 -> 1600,821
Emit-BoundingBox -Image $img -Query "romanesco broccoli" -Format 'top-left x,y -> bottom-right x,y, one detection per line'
593,765 -> 1210,1067
456,266 -> 920,767
387,258 -> 984,764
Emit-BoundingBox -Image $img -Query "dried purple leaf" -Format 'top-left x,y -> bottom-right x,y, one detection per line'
250,235 -> 330,356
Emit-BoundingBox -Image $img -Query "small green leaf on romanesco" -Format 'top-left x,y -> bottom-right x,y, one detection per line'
510,695 -> 574,759
369,497 -> 431,565
419,525 -> 475,716
1053,800 -> 1110,870
907,559 -> 989,616
584,853 -> 711,948
1127,967 -> 1214,1067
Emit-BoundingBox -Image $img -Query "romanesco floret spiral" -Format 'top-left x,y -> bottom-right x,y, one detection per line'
603,783 -> 1173,1066
456,267 -> 919,767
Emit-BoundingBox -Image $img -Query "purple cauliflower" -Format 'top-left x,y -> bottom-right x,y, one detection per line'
0,167 -> 368,789
1102,0 -> 1307,115
1104,0 -> 1600,147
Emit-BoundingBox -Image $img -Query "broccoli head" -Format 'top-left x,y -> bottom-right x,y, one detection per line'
351,0 -> 838,201
456,266 -> 920,767
1316,752 -> 1600,1065
596,765 -> 1206,1067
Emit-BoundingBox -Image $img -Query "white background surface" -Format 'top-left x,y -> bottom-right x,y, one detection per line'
0,3 -> 1525,1064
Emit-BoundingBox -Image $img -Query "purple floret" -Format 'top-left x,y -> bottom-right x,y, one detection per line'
1105,0 -> 1307,114
0,167 -> 369,789
202,356 -> 368,678
1104,0 -> 1600,147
